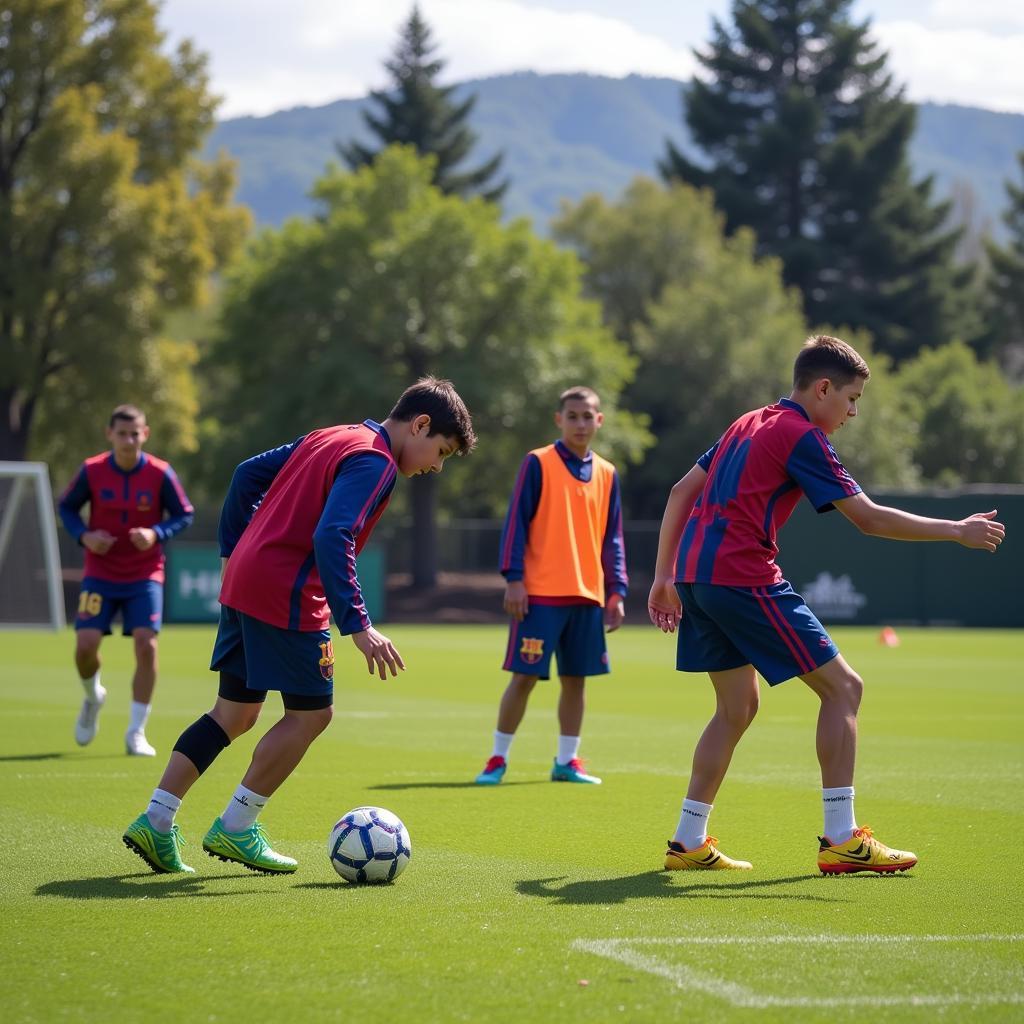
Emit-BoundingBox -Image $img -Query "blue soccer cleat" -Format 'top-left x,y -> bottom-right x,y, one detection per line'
550,757 -> 601,784
474,755 -> 507,785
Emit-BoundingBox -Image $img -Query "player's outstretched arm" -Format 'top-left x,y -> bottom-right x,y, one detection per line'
835,493 -> 1005,552
648,464 -> 707,632
350,628 -> 406,680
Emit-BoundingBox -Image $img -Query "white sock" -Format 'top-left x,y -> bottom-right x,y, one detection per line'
556,735 -> 581,766
128,701 -> 151,734
221,785 -> 268,833
673,798 -> 713,850
80,671 -> 102,701
491,731 -> 515,760
822,786 -> 857,844
146,788 -> 181,833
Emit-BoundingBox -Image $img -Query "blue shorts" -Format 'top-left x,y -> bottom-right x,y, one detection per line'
210,605 -> 335,699
502,602 -> 609,680
675,581 -> 838,686
75,577 -> 162,635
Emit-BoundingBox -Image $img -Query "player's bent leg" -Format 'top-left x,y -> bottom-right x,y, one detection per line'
664,837 -> 753,871
801,654 -> 863,789
817,826 -> 917,874
122,813 -> 194,873
73,629 -> 106,746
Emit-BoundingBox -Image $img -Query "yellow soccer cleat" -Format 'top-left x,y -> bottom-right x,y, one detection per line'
817,825 -> 917,875
664,837 -> 753,871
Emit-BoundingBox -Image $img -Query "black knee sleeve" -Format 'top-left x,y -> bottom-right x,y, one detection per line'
173,714 -> 230,775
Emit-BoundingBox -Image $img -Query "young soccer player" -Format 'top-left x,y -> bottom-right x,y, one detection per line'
474,386 -> 627,786
59,405 -> 194,757
648,336 -> 1005,873
122,378 -> 475,874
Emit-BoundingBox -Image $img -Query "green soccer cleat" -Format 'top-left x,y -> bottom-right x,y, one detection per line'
202,817 -> 298,874
550,757 -> 602,784
122,812 -> 194,874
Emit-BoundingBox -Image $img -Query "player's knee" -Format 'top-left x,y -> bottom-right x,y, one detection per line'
723,692 -> 759,732
133,633 -> 158,666
842,669 -> 864,711
173,713 -> 231,775
75,632 -> 101,658
287,705 -> 333,740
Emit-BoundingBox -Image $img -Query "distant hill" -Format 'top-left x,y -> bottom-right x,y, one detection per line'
206,72 -> 1024,238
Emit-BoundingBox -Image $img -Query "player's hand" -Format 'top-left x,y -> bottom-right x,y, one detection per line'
504,580 -> 529,622
648,577 -> 682,633
604,593 -> 625,632
128,527 -> 158,550
957,510 -> 1005,552
82,530 -> 116,555
351,627 -> 406,680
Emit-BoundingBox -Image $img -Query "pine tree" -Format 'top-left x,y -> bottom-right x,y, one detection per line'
661,0 -> 972,361
339,5 -> 507,202
981,152 -> 1024,374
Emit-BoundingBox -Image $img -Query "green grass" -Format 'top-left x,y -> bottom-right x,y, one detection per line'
2,625 -> 1022,1022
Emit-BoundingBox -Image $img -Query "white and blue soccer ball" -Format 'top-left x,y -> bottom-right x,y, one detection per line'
328,806 -> 411,883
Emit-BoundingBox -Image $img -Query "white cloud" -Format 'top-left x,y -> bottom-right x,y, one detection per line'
873,18 -> 1024,113
160,0 -> 697,118
927,0 -> 1024,32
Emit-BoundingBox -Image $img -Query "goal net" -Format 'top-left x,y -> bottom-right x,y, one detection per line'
0,462 -> 66,630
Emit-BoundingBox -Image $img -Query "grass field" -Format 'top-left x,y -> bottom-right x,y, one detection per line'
2,624 -> 1022,1022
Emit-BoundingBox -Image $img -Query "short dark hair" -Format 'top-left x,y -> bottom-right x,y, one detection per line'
388,377 -> 476,454
793,335 -> 870,390
109,404 -> 146,427
558,385 -> 600,410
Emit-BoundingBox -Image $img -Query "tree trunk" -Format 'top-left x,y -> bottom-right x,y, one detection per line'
0,389 -> 32,461
409,472 -> 438,588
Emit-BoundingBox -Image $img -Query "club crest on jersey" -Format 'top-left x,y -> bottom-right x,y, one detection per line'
136,490 -> 152,511
519,637 -> 544,664
318,640 -> 335,681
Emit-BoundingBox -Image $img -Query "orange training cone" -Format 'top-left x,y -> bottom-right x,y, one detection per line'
879,626 -> 900,647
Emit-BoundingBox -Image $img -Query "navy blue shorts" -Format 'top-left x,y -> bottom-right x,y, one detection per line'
502,602 -> 609,680
675,581 -> 838,686
210,605 -> 335,699
75,577 -> 162,635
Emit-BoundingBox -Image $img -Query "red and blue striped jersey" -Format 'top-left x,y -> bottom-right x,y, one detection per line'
219,421 -> 397,633
677,399 -> 861,587
58,453 -> 193,583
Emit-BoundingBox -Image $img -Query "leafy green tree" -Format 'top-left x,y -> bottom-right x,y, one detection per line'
0,0 -> 250,468
203,146 -> 649,586
339,4 -> 507,203
661,0 -> 973,362
555,178 -> 919,511
980,152 -> 1024,373
895,342 -> 1024,485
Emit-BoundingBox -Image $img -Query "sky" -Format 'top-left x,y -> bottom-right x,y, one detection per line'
157,0 -> 1024,120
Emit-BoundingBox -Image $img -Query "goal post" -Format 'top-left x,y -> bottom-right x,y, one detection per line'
0,462 -> 67,630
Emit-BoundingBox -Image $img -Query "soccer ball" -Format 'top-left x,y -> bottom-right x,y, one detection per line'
328,806 -> 411,883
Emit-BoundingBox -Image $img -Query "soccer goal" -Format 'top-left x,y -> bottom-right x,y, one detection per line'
0,462 -> 66,630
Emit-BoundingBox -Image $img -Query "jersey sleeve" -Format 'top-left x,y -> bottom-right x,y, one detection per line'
153,467 -> 195,542
57,465 -> 91,543
786,428 -> 862,512
696,440 -> 720,472
313,451 -> 397,636
218,437 -> 305,556
498,453 -> 542,582
601,469 -> 628,598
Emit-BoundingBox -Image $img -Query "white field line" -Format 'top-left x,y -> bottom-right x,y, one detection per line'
572,934 -> 1024,1009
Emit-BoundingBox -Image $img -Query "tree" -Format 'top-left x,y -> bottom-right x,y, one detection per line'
895,342 -> 1024,485
555,177 -> 919,512
202,146 -> 650,587
660,0 -> 973,362
339,5 -> 507,203
0,0 -> 250,466
980,152 -> 1024,375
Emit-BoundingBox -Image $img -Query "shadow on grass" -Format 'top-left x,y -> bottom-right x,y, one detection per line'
368,781 -> 544,791
35,873 -> 271,900
517,871 -> 846,905
0,752 -> 69,762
